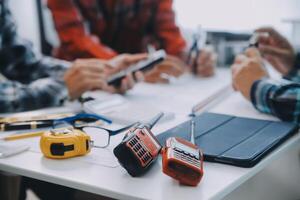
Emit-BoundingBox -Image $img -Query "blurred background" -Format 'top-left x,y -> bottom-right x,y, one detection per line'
9,0 -> 300,65
174,0 -> 300,33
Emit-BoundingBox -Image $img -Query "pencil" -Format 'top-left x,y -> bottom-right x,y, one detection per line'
4,131 -> 45,141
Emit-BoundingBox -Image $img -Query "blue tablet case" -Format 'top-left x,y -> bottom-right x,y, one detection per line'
157,113 -> 299,167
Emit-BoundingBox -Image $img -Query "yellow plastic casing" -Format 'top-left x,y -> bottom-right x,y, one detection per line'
40,128 -> 91,159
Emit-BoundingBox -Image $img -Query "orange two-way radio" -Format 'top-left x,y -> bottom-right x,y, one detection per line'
161,120 -> 204,186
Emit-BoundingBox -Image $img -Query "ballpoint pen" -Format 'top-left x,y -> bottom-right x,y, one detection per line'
0,113 -> 74,124
0,120 -> 53,132
187,33 -> 201,74
0,113 -> 112,132
187,26 -> 205,74
248,32 -> 269,48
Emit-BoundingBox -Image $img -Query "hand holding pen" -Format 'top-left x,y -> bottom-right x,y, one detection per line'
187,27 -> 216,77
249,28 -> 295,76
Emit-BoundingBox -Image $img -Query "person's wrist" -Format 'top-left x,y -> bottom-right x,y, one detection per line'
250,79 -> 263,106
238,64 -> 268,100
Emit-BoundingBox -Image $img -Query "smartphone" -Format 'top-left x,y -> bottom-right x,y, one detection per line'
107,50 -> 166,86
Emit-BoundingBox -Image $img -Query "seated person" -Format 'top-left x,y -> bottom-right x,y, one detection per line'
231,27 -> 300,122
0,1 -> 148,198
47,0 -> 216,80
0,0 -> 159,113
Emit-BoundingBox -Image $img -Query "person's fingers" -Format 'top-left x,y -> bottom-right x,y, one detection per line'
154,62 -> 184,77
143,55 -> 186,83
68,67 -> 109,86
232,82 -> 238,91
123,53 -> 148,64
75,79 -> 107,95
231,63 -> 243,77
125,74 -> 135,89
258,44 -> 290,58
101,85 -> 117,94
264,55 -> 278,69
165,55 -> 187,69
193,49 -> 216,77
234,54 -> 248,64
231,64 -> 240,91
116,53 -> 148,70
197,65 -> 215,77
75,58 -> 106,62
255,27 -> 278,37
245,48 -> 262,59
256,33 -> 270,45
73,60 -> 111,74
197,51 -> 210,65
255,27 -> 290,48
74,58 -> 107,68
144,70 -> 170,83
118,78 -> 128,93
264,55 -> 289,75
107,75 -> 135,94
134,71 -> 145,82
107,53 -> 148,72
82,70 -> 108,80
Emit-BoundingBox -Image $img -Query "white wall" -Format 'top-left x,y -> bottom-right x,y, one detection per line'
9,0 -> 40,51
174,0 -> 300,39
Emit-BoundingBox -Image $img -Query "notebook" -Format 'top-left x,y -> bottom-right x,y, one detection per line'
84,95 -> 174,124
157,112 -> 299,167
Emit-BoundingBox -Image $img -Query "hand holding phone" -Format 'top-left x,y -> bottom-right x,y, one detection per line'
107,50 -> 166,86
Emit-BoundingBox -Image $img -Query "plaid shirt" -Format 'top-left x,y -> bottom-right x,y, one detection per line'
47,0 -> 186,60
0,1 -> 70,113
250,55 -> 300,123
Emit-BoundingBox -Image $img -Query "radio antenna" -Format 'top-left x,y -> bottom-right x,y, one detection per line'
146,112 -> 164,130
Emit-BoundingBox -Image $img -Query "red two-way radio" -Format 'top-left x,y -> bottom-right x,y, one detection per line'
113,113 -> 164,177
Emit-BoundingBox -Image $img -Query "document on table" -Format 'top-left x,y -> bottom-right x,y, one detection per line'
84,69 -> 231,116
4,129 -> 120,168
84,96 -> 175,124
126,69 -> 231,115
0,142 -> 29,158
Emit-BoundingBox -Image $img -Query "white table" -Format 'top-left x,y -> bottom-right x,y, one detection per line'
0,68 -> 299,200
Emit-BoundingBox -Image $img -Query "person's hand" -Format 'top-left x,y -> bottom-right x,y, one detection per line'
64,54 -> 145,99
231,48 -> 269,100
107,53 -> 147,70
256,27 -> 295,75
190,47 -> 217,77
144,55 -> 185,83
105,53 -> 146,93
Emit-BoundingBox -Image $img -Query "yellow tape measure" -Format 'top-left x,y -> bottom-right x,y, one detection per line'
40,128 -> 92,159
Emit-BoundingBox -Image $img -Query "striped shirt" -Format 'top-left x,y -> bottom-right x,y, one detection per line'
251,54 -> 300,123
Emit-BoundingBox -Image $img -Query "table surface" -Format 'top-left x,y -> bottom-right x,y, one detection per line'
0,68 -> 298,200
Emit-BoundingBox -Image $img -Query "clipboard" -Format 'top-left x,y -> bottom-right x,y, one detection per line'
157,113 -> 299,167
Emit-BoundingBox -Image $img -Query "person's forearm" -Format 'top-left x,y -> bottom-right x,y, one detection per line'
56,36 -> 118,60
250,78 -> 300,122
33,57 -> 71,80
0,79 -> 68,113
155,0 -> 186,58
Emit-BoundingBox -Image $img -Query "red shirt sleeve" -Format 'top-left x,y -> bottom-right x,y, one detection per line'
154,0 -> 186,57
47,0 -> 117,60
